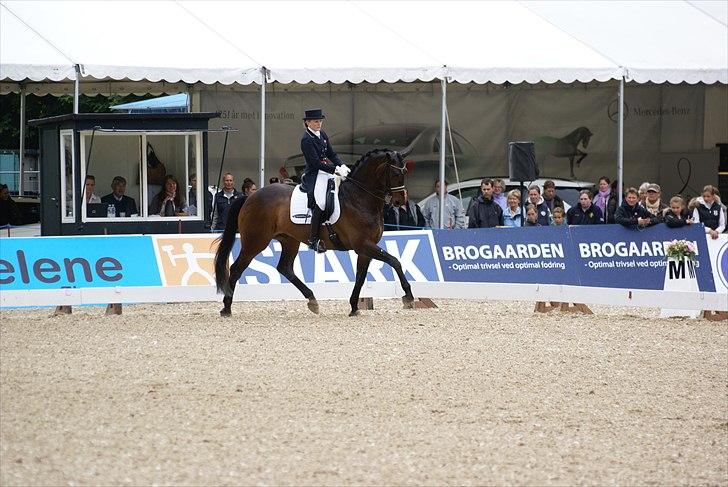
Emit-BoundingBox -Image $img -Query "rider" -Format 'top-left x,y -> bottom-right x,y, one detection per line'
299,108 -> 350,253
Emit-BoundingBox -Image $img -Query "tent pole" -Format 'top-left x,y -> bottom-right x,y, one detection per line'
259,67 -> 266,188
73,64 -> 81,114
438,75 -> 447,229
18,84 -> 26,196
617,75 -> 624,205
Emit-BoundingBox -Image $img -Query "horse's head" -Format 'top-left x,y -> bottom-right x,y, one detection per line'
382,149 -> 410,206
350,148 -> 410,206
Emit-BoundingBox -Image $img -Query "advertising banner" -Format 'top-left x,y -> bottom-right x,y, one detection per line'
152,231 -> 442,287
1,227 -> 723,301
433,226 -> 577,284
0,236 -> 161,290
569,224 -> 715,292
200,83 -> 711,201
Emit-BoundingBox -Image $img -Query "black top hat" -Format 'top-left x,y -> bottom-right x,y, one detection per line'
303,108 -> 325,120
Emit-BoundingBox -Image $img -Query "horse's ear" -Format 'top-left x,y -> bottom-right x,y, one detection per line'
399,146 -> 413,159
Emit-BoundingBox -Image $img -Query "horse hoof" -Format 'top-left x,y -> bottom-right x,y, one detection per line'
349,309 -> 361,317
220,308 -> 231,317
307,299 -> 320,314
402,296 -> 415,309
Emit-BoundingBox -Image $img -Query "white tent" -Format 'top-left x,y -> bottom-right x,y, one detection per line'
1,0 -> 726,223
1,0 -> 726,86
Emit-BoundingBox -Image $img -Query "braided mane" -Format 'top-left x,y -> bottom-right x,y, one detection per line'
349,148 -> 393,175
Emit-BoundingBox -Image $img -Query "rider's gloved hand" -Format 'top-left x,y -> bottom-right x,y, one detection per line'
334,164 -> 350,179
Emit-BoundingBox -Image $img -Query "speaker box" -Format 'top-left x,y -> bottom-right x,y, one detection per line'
508,141 -> 538,181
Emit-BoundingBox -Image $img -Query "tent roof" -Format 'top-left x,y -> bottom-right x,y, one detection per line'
1,0 -> 726,86
110,93 -> 188,110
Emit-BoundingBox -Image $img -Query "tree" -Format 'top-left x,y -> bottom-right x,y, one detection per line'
0,93 -> 155,149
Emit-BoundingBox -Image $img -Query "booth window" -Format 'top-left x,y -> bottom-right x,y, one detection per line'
60,130 -> 75,223
81,131 -> 202,221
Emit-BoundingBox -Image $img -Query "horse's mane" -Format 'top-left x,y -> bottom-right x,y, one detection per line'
349,148 -> 393,175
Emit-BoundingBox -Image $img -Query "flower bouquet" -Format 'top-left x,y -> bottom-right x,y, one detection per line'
665,239 -> 696,261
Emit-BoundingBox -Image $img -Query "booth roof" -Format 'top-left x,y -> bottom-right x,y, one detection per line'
1,0 -> 726,86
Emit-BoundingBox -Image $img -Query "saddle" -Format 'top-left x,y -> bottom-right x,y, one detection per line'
289,175 -> 341,226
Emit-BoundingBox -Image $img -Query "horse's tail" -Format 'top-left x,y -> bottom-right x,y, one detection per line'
214,195 -> 247,294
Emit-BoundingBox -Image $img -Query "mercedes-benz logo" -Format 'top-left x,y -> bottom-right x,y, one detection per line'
608,99 -> 629,123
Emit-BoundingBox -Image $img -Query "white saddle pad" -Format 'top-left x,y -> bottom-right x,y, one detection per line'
289,171 -> 341,225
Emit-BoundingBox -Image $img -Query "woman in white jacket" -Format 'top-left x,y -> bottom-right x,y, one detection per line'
692,185 -> 726,239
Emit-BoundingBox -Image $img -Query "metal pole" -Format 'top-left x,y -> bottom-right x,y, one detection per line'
259,67 -> 266,188
617,76 -> 624,205
438,76 -> 447,229
18,85 -> 26,196
73,64 -> 81,114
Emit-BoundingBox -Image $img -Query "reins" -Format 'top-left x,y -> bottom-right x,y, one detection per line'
344,155 -> 407,202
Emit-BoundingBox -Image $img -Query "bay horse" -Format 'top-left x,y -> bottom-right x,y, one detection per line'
213,149 -> 415,317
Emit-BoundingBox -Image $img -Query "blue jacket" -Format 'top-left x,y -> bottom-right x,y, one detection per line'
300,129 -> 344,199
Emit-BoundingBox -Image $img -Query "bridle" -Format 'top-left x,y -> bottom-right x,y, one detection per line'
345,152 -> 407,202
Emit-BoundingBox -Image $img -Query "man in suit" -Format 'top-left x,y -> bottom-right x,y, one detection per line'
101,176 -> 138,217
299,108 -> 350,253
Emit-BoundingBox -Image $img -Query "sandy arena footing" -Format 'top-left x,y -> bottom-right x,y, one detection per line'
1,299 -> 726,485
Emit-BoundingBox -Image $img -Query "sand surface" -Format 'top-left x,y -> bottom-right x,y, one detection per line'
1,299 -> 726,486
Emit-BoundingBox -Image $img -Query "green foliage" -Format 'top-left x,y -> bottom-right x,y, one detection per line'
0,93 -> 155,149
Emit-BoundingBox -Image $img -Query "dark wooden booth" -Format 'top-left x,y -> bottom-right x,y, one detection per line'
29,113 -> 219,236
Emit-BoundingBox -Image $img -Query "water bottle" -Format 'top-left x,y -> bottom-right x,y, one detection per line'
107,204 -> 116,218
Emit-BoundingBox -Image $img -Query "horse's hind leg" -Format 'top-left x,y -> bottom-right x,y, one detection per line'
276,236 -> 319,314
220,251 -> 255,317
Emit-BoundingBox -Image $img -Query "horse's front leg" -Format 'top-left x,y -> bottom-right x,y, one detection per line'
364,244 -> 415,309
348,254 -> 372,317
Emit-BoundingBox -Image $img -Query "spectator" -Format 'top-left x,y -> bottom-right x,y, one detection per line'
84,175 -> 101,204
644,183 -> 667,222
269,177 -> 280,184
421,179 -> 466,229
384,188 -> 425,231
101,176 -> 138,217
568,190 -> 604,225
241,178 -> 258,196
467,178 -> 504,228
0,184 -> 22,226
149,175 -> 187,216
524,204 -> 540,226
693,184 -> 726,239
664,196 -> 694,228
542,180 -> 565,212
615,187 -> 658,228
492,178 -> 508,212
638,182 -> 650,205
502,189 -> 523,228
187,173 -> 198,216
212,172 -> 242,230
551,207 -> 566,226
527,184 -> 552,226
592,176 -> 618,224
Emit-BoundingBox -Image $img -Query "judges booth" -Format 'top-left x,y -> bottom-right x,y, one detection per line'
29,113 -> 219,236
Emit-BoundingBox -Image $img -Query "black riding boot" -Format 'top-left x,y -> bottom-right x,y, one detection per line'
308,205 -> 326,253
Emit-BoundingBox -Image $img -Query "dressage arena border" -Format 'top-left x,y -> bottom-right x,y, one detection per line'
3,281 -> 726,314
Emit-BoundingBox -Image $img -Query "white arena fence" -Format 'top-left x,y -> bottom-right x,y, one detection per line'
0,225 -> 726,311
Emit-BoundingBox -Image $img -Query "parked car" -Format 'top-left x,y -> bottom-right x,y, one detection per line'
283,123 -> 481,200
418,177 -> 596,214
